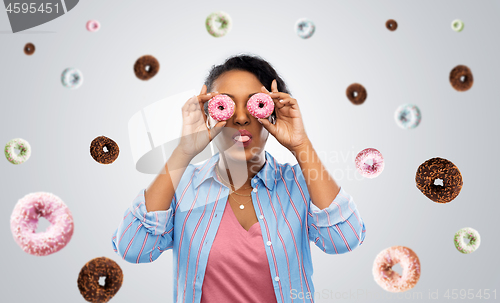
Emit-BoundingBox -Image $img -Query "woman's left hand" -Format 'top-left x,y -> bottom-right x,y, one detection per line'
258,79 -> 310,152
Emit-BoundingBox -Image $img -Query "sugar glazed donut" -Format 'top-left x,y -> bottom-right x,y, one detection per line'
133,55 -> 160,80
449,65 -> 473,92
77,257 -> 123,303
355,148 -> 384,178
86,20 -> 101,32
5,138 -> 31,165
247,93 -> 275,119
415,157 -> 463,203
205,11 -> 232,38
451,19 -> 464,32
90,136 -> 119,164
24,43 -> 35,55
373,246 -> 421,292
394,104 -> 421,129
454,227 -> 480,254
207,94 -> 235,121
10,192 -> 74,256
346,83 -> 367,105
386,19 -> 398,31
295,18 -> 316,39
61,68 -> 84,89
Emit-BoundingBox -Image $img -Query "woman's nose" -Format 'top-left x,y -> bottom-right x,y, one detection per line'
232,104 -> 250,126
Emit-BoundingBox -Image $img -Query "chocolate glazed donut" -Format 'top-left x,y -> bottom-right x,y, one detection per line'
77,257 -> 123,303
415,157 -> 463,203
386,19 -> 398,31
134,55 -> 160,80
449,65 -> 473,91
90,136 -> 119,164
346,83 -> 367,105
24,43 -> 35,55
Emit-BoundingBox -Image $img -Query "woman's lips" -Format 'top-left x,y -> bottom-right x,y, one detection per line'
232,130 -> 252,147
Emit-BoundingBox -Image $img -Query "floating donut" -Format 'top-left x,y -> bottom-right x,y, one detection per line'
10,192 -> 74,256
77,257 -> 123,303
61,68 -> 84,89
394,104 -> 421,129
295,18 -> 315,39
134,55 -> 160,80
24,43 -> 35,55
247,93 -> 275,119
207,94 -> 235,121
386,19 -> 398,31
454,227 -> 480,254
86,20 -> 101,32
449,65 -> 473,92
451,19 -> 464,32
90,136 -> 120,164
205,11 -> 232,38
5,138 -> 31,165
373,246 -> 421,292
415,157 -> 463,203
346,83 -> 367,105
355,148 -> 384,178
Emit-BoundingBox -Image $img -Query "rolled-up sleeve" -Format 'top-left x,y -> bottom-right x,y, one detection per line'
111,189 -> 176,264
307,186 -> 366,254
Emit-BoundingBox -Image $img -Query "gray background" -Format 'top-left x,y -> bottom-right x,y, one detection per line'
1,0 -> 499,302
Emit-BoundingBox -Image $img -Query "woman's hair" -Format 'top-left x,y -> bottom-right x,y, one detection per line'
203,54 -> 291,122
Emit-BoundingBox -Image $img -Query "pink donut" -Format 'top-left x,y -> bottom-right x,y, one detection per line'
208,94 -> 235,121
373,246 -> 421,292
355,148 -> 385,178
10,192 -> 74,256
86,20 -> 100,32
247,93 -> 274,119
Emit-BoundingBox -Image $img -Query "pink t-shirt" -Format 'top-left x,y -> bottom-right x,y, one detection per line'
200,200 -> 278,303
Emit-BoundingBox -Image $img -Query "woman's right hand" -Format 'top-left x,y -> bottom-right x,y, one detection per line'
177,84 -> 226,159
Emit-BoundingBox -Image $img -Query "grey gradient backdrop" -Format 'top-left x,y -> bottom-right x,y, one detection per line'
1,0 -> 499,302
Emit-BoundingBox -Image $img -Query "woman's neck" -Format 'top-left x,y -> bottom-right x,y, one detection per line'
216,151 -> 266,189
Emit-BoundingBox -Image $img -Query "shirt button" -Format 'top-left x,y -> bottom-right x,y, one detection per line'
253,179 -> 258,183
259,215 -> 264,220
266,241 -> 272,246
253,188 -> 257,193
274,276 -> 280,282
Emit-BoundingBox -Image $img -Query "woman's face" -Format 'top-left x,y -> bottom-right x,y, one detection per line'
209,70 -> 271,163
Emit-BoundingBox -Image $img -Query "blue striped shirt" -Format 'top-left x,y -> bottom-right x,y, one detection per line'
112,150 -> 366,303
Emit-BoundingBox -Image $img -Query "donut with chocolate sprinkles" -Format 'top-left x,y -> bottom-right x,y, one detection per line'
77,257 -> 123,303
24,43 -> 35,55
449,65 -> 473,91
346,83 -> 367,105
133,55 -> 159,80
415,157 -> 463,203
386,19 -> 398,31
90,136 -> 119,164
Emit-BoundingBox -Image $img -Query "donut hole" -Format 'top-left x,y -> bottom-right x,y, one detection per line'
145,65 -> 150,72
13,147 -> 23,155
352,91 -> 358,98
103,146 -> 109,153
36,217 -> 51,233
392,263 -> 403,276
463,237 -> 471,244
218,105 -> 225,110
71,75 -> 80,84
434,178 -> 443,186
365,158 -> 373,166
389,24 -> 393,28
99,276 -> 106,287
460,75 -> 466,82
259,102 -> 265,108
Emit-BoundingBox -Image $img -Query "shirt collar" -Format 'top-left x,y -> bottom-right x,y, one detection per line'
194,150 -> 277,191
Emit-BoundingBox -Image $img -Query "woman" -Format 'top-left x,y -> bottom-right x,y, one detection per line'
112,54 -> 366,303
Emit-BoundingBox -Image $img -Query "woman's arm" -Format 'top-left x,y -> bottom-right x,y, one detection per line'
291,140 -> 340,210
145,147 -> 193,212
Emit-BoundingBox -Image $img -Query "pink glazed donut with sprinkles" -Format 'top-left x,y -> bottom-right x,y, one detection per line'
247,93 -> 274,119
86,20 -> 100,32
373,246 -> 421,292
10,192 -> 74,256
355,148 -> 385,178
208,94 -> 235,121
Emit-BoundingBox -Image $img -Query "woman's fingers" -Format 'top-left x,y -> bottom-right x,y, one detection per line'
208,120 -> 227,141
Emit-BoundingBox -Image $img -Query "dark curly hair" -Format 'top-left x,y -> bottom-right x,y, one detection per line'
203,54 -> 291,123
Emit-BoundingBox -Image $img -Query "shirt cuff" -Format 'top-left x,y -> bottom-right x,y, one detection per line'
309,186 -> 355,227
130,188 -> 174,236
